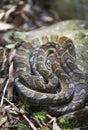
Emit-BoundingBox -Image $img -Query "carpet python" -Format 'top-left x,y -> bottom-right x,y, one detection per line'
14,35 -> 88,116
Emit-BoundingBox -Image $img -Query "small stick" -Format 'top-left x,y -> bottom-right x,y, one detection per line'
4,98 -> 37,130
0,79 -> 9,106
23,114 -> 37,130
32,117 -> 43,128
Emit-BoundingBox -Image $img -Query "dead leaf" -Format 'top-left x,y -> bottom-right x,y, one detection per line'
0,22 -> 14,31
53,118 -> 62,130
0,10 -> 5,20
0,116 -> 7,126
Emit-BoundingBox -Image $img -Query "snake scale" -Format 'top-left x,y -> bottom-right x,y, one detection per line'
14,34 -> 88,116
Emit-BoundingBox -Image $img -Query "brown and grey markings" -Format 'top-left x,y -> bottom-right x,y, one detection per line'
14,35 -> 88,116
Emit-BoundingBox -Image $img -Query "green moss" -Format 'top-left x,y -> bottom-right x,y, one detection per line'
6,31 -> 13,36
59,118 -> 73,130
6,31 -> 27,40
19,101 -> 30,111
33,110 -> 48,122
14,33 -> 27,40
17,122 -> 26,130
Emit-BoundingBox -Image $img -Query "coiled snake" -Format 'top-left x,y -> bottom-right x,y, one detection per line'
14,35 -> 88,116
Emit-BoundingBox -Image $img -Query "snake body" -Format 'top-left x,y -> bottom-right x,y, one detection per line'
14,34 -> 88,116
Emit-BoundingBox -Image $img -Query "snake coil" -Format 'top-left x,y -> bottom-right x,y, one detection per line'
14,35 -> 88,116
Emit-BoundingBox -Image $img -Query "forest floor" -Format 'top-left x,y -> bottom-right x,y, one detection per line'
0,1 -> 88,130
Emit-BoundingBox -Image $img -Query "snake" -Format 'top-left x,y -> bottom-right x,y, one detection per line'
14,34 -> 88,116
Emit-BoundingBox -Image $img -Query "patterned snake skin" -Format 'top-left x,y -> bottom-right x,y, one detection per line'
14,35 -> 88,116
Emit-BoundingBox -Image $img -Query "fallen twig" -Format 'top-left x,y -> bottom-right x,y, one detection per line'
32,117 -> 43,128
23,114 -> 37,130
0,79 -> 9,106
4,98 -> 37,130
1,48 -> 7,72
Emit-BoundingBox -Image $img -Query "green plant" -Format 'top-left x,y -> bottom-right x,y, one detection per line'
33,110 -> 47,122
17,122 -> 26,130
